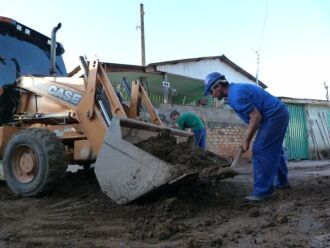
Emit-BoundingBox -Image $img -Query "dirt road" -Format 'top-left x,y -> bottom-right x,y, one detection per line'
1,160 -> 330,248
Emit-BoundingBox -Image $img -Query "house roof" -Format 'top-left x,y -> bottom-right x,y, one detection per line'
280,97 -> 330,106
148,55 -> 267,89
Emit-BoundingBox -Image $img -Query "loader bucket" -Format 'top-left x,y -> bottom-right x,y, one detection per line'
94,116 -> 198,205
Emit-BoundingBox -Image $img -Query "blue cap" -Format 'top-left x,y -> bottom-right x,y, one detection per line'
204,72 -> 226,96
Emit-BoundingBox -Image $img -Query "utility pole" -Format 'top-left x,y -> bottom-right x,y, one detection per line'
140,3 -> 146,66
324,82 -> 329,101
255,50 -> 260,86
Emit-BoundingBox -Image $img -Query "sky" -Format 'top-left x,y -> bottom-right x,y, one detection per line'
1,0 -> 330,100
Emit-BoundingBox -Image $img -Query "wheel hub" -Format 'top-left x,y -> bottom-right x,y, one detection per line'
19,153 -> 35,174
13,146 -> 37,183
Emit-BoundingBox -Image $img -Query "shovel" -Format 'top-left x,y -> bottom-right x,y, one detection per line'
212,147 -> 244,179
206,147 -> 243,180
230,146 -> 244,169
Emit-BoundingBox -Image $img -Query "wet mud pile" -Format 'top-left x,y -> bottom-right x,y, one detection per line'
135,130 -> 237,180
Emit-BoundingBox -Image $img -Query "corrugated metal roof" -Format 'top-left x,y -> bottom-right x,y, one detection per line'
280,97 -> 330,106
148,55 -> 267,89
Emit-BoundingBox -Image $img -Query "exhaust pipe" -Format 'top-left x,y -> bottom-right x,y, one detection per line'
49,23 -> 62,76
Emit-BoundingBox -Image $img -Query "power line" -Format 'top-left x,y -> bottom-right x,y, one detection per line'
259,0 -> 269,53
255,0 -> 269,85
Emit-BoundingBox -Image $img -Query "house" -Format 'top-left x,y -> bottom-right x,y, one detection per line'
102,55 -> 265,107
148,55 -> 266,87
148,55 -> 267,106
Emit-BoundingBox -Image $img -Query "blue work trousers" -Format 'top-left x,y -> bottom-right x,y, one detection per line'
193,128 -> 206,149
252,106 -> 290,198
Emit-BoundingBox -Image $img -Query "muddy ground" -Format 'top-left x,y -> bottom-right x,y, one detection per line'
1,159 -> 330,248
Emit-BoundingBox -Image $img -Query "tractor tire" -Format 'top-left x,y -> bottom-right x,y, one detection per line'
3,128 -> 68,196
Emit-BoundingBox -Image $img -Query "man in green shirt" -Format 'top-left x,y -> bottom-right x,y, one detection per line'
170,110 -> 207,149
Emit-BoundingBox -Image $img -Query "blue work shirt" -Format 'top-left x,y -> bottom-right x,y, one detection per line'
228,83 -> 285,124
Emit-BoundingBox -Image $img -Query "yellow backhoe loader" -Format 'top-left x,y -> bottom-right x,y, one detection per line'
0,17 -> 196,204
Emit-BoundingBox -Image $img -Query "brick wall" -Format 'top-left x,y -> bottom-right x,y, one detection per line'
156,104 -> 252,159
206,121 -> 253,159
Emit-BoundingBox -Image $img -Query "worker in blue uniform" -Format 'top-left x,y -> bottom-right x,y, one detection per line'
204,72 -> 290,201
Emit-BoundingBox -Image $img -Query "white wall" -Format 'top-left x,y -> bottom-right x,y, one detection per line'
156,59 -> 257,85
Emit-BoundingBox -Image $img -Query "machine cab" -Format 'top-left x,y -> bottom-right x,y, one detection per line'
0,16 -> 67,87
0,16 -> 67,123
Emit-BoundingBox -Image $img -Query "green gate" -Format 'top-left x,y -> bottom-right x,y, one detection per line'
284,104 -> 309,160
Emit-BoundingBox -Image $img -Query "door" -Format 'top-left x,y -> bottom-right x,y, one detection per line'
284,104 -> 309,160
